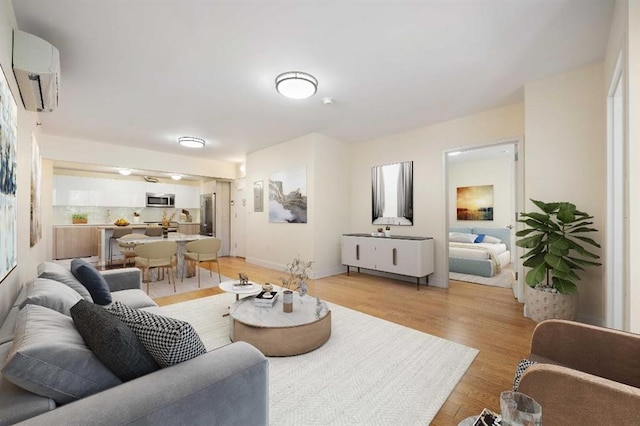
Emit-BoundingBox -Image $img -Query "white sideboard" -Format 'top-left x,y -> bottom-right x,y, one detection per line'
341,234 -> 434,289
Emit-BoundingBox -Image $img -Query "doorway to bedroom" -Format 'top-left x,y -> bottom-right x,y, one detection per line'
445,140 -> 523,299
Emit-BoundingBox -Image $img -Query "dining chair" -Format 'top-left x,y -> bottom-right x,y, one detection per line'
145,226 -> 164,237
118,234 -> 148,268
182,238 -> 222,287
134,240 -> 178,294
109,227 -> 133,266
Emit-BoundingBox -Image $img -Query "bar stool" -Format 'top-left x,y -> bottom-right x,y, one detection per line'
145,226 -> 163,237
109,227 -> 132,266
118,234 -> 148,268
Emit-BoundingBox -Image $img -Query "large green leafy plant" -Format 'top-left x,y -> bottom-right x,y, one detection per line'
516,200 -> 601,295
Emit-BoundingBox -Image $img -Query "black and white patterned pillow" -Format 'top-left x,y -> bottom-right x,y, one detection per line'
513,359 -> 538,391
108,301 -> 206,367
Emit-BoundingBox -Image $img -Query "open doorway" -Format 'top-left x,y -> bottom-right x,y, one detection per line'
444,139 -> 524,299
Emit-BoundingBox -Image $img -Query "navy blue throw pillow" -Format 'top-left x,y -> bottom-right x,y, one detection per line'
70,258 -> 112,305
474,234 -> 486,243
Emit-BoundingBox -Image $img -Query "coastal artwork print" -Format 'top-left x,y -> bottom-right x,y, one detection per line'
0,64 -> 18,282
269,167 -> 307,223
30,135 -> 42,247
457,185 -> 494,221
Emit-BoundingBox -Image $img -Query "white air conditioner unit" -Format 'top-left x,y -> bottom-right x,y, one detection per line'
12,30 -> 60,112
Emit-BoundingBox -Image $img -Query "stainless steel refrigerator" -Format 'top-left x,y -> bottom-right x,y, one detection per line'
200,193 -> 215,236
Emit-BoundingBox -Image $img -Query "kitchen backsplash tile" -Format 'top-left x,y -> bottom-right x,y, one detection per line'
53,206 -> 199,225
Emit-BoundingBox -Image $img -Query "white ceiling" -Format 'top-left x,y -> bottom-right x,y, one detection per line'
12,0 -> 614,165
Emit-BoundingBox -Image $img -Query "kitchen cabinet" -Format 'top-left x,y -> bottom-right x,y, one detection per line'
341,234 -> 434,289
54,175 -> 146,207
53,226 -> 98,259
178,223 -> 200,235
173,184 -> 200,208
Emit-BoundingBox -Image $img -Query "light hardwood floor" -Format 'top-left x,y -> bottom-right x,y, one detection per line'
155,257 -> 537,425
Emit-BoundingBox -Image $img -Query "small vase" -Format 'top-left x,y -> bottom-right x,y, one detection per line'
162,226 -> 169,238
384,230 -> 391,237
283,290 -> 293,313
132,216 -> 140,224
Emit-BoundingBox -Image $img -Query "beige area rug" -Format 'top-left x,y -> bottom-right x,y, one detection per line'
53,257 -> 232,299
161,294 -> 479,425
450,267 -> 515,288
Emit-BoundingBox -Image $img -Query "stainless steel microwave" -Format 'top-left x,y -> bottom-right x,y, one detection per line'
146,192 -> 175,208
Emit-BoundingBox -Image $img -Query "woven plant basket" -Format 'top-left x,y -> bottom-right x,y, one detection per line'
525,285 -> 578,322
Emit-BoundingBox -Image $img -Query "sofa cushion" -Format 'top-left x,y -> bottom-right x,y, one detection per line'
70,300 -> 159,381
108,301 -> 206,367
70,258 -> 112,305
1,304 -> 121,405
20,278 -> 83,316
0,341 -> 54,425
110,289 -> 158,309
37,261 -> 93,302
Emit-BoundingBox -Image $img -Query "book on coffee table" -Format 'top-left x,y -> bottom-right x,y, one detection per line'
254,291 -> 278,307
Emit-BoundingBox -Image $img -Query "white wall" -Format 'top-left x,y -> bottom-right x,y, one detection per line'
524,63 -> 606,324
0,0 -> 50,289
349,103 -> 525,287
449,156 -> 513,228
246,133 -> 350,278
39,134 -> 237,180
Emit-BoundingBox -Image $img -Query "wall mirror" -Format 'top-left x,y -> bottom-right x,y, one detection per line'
371,160 -> 413,225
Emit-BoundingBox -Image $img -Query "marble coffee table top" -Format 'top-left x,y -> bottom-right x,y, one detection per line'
230,292 -> 330,328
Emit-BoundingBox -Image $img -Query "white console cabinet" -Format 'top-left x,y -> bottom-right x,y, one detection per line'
341,234 -> 434,289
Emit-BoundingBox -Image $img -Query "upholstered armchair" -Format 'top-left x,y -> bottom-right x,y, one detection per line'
518,319 -> 640,425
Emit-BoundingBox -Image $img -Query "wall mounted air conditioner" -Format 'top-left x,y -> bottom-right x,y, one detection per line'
12,30 -> 60,112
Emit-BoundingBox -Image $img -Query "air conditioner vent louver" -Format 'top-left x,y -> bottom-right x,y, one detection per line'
12,30 -> 60,113
144,176 -> 159,183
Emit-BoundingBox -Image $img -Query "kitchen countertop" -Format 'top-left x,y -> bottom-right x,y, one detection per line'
53,222 -> 200,228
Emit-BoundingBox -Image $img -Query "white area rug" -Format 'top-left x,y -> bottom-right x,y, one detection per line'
162,294 -> 479,425
449,267 -> 515,288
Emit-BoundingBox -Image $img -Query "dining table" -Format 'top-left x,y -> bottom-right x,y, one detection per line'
118,233 -> 212,280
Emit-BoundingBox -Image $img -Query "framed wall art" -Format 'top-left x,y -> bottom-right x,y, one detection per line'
457,185 -> 494,221
0,64 -> 18,282
372,160 -> 413,226
269,167 -> 307,223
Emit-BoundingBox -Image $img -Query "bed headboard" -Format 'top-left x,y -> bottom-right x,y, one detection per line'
449,226 -> 511,247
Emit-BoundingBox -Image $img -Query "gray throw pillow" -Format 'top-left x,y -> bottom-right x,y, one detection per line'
37,261 -> 93,301
108,301 -> 206,367
70,258 -> 112,305
20,278 -> 83,316
1,304 -> 121,405
70,300 -> 159,381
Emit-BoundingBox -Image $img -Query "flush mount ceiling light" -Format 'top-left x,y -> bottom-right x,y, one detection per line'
275,71 -> 318,99
178,136 -> 205,148
170,174 -> 182,181
118,168 -> 132,176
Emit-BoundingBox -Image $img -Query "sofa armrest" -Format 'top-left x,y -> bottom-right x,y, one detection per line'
17,342 -> 268,426
530,319 -> 640,388
100,268 -> 142,292
518,363 -> 640,425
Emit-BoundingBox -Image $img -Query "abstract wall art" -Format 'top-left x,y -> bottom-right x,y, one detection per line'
0,65 -> 18,283
457,185 -> 494,221
372,161 -> 413,225
30,134 -> 42,247
269,167 -> 307,223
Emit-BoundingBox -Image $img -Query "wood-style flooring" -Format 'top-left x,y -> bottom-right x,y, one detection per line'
155,257 -> 537,425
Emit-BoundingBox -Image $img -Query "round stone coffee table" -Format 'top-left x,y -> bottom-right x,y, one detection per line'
229,292 -> 331,356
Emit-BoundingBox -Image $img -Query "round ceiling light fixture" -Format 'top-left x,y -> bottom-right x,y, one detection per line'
178,136 -> 205,148
170,174 -> 182,181
118,168 -> 132,176
275,71 -> 318,99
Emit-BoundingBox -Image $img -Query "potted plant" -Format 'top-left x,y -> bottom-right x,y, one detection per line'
384,225 -> 392,237
516,199 -> 601,322
71,213 -> 88,224
132,211 -> 141,224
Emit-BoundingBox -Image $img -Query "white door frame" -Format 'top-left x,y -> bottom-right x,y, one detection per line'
443,137 -> 525,300
606,48 -> 626,330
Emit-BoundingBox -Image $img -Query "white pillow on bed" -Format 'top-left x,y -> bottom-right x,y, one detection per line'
481,235 -> 502,244
449,232 -> 478,243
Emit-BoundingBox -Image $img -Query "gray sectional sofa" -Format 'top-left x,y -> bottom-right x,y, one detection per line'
0,262 -> 268,425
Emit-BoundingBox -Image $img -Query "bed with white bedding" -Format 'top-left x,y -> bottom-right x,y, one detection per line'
449,227 -> 511,277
